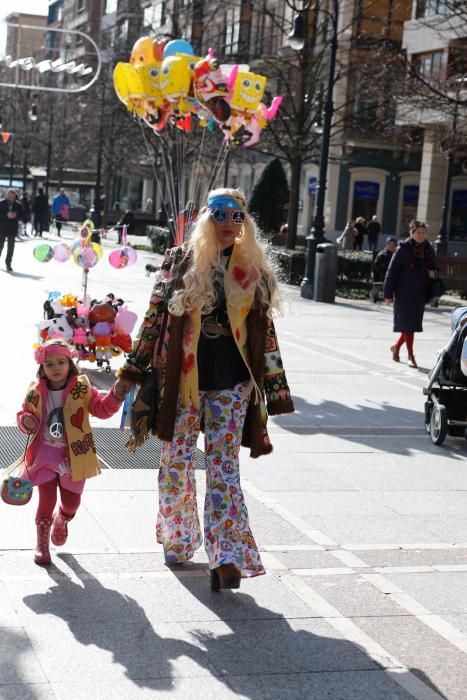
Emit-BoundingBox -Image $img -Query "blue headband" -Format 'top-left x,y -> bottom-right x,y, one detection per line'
207,194 -> 245,211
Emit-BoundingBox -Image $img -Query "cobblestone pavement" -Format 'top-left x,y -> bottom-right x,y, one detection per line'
0,230 -> 466,699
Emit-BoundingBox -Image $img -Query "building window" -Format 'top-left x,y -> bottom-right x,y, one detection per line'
144,2 -> 167,31
416,0 -> 449,18
77,0 -> 87,14
413,50 -> 444,81
119,19 -> 128,40
224,7 -> 241,55
105,0 -> 118,15
352,181 -> 380,221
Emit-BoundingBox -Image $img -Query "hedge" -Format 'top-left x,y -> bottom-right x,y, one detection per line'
270,246 -> 374,290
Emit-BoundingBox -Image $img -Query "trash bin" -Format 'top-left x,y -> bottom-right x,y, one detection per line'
314,243 -> 337,303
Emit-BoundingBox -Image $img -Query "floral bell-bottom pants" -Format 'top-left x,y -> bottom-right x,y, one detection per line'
156,381 -> 265,578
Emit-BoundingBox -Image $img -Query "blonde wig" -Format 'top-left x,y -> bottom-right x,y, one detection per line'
169,188 -> 281,318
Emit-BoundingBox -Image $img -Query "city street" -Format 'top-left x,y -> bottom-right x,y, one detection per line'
1,230 -> 467,699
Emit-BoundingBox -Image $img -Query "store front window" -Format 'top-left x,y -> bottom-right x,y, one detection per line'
352,181 -> 379,221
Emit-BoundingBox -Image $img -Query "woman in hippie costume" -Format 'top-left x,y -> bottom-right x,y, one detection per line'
15,339 -> 130,566
118,188 -> 294,590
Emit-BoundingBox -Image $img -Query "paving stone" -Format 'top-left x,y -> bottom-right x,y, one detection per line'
51,677 -> 241,699
370,491 -> 467,516
354,615 -> 467,700
143,573 -> 314,624
0,627 -> 48,684
270,491 -> 394,518
267,550 -> 350,570
0,685 -> 55,700
386,571 -> 467,614
304,516 -> 447,546
441,614 -> 467,635
181,618 -> 378,676
302,575 -> 410,618
356,548 -> 467,569
227,670 -> 416,700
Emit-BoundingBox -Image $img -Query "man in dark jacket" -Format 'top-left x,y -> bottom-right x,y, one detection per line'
373,236 -> 397,282
32,188 -> 50,237
367,215 -> 381,252
0,189 -> 23,272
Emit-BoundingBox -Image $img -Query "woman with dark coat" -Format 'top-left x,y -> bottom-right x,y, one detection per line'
118,188 -> 294,591
353,217 -> 366,251
384,220 -> 436,368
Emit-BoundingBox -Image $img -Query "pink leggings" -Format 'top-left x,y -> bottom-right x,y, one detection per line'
395,332 -> 414,355
36,476 -> 81,520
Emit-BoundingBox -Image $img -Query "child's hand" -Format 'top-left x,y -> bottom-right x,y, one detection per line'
112,379 -> 133,400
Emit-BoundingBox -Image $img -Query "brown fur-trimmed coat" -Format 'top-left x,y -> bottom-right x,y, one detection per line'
118,246 -> 294,457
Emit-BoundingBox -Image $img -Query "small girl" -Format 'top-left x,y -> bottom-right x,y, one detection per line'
16,338 -> 131,566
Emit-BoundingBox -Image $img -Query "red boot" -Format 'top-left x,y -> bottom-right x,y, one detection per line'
34,517 -> 52,566
51,508 -> 74,546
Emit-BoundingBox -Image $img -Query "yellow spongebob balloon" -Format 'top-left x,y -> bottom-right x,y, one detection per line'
131,38 -> 165,105
230,71 -> 267,115
113,62 -> 144,113
137,63 -> 163,104
159,54 -> 200,109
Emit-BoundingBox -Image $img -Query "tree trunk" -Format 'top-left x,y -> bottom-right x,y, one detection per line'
286,157 -> 302,250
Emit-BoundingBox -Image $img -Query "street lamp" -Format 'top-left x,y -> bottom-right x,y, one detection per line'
289,0 -> 339,300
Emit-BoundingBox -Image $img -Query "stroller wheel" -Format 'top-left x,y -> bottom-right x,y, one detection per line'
430,404 -> 447,446
424,401 -> 432,434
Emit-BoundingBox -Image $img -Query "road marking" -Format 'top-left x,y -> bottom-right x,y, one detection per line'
280,574 -> 445,700
362,573 -> 467,656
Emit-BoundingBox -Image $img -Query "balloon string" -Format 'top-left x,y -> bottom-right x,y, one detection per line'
138,121 -> 176,242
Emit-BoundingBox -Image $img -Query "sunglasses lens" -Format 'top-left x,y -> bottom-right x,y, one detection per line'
231,211 -> 245,224
212,208 -> 227,223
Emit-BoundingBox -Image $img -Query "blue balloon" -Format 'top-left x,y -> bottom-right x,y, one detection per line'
163,40 -> 194,58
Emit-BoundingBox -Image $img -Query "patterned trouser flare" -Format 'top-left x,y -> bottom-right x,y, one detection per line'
156,382 -> 265,578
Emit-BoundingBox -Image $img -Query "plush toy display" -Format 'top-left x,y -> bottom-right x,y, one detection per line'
38,292 -> 137,372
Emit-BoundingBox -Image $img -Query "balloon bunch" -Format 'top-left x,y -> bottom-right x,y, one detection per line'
39,291 -> 138,371
33,223 -> 103,270
32,224 -> 137,275
113,37 -> 282,148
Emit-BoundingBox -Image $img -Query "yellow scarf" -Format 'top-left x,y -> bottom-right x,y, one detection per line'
180,243 -> 261,408
24,375 -> 101,481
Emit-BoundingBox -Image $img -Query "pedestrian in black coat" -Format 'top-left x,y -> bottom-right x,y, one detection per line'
383,220 -> 436,368
353,217 -> 366,251
32,188 -> 50,237
0,189 -> 23,272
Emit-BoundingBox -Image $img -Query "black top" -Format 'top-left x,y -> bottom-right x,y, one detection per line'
197,246 -> 250,391
0,199 -> 23,236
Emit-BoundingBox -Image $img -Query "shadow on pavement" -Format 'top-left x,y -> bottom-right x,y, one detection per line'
1,270 -> 43,280
20,553 -> 448,698
274,395 -> 466,458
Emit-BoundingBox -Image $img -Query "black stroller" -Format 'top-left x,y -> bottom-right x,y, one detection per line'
423,306 -> 467,445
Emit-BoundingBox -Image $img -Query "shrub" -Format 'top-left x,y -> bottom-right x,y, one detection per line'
147,225 -> 171,254
337,251 -> 373,290
270,246 -> 306,285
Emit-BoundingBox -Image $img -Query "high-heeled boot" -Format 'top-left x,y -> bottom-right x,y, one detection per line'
51,508 -> 75,546
34,517 -> 52,566
210,563 -> 241,591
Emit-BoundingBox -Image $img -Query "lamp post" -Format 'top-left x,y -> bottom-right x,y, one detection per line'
289,0 -> 339,299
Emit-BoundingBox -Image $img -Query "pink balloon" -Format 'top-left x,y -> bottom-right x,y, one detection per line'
108,247 -> 137,269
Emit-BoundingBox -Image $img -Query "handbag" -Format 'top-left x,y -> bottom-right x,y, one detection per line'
1,438 -> 33,506
126,368 -> 159,452
427,275 -> 446,304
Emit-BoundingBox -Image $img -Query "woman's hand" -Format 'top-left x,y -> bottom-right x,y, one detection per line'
385,298 -> 393,305
112,379 -> 134,400
428,269 -> 436,279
